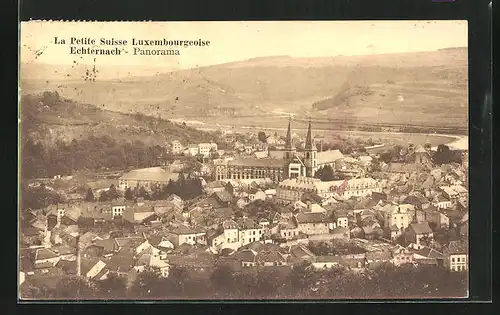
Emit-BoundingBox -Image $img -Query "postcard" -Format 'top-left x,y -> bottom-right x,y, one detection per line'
19,20 -> 469,300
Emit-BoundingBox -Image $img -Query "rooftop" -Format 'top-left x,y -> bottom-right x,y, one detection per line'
295,212 -> 327,224
228,157 -> 285,168
120,167 -> 179,183
410,222 -> 433,235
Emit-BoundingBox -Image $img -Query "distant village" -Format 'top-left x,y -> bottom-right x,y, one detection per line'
19,119 -> 469,298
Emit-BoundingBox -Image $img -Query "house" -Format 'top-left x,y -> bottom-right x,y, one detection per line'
122,205 -> 161,225
212,191 -> 233,207
391,246 -> 414,266
406,222 -> 434,246
388,225 -> 402,240
339,254 -> 367,270
60,206 -> 82,226
167,225 -> 207,247
403,194 -> 431,210
286,244 -> 316,264
413,247 -> 444,267
237,218 -> 263,245
278,220 -> 300,240
264,189 -> 277,199
311,255 -> 342,269
294,212 -> 330,235
219,219 -> 241,250
233,249 -> 258,268
440,185 -> 468,200
118,167 -> 179,191
433,195 -> 452,209
205,181 -> 226,195
256,250 -> 288,267
330,226 -> 350,240
134,251 -> 170,277
425,209 -> 450,229
443,240 -> 468,272
379,204 -> 411,231
114,236 -> 148,254
171,140 -> 183,154
236,197 -> 250,209
333,210 -> 349,228
34,248 -> 60,265
249,189 -> 267,202
361,225 -> 383,240
365,251 -> 392,268
165,194 -> 184,208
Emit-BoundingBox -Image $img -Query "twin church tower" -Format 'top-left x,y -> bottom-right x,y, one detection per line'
283,117 -> 318,178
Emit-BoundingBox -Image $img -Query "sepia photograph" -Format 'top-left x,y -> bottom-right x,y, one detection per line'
19,20 -> 469,300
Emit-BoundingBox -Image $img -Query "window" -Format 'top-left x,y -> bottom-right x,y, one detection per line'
452,258 -> 455,262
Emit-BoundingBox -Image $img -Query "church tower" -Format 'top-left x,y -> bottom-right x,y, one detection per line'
304,118 -> 317,177
284,116 -> 296,161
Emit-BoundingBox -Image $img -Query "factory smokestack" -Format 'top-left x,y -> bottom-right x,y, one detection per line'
76,234 -> 81,277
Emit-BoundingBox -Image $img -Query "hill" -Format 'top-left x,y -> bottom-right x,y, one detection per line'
20,91 -> 216,147
20,47 -> 468,130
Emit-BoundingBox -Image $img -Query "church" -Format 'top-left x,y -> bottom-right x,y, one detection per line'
214,118 -> 344,182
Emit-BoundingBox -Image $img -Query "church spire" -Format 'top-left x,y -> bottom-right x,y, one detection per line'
286,116 -> 293,149
305,117 -> 314,150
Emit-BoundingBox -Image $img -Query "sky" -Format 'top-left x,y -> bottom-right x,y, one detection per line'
20,20 -> 467,77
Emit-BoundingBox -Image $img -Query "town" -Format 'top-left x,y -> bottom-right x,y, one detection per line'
19,118 -> 469,299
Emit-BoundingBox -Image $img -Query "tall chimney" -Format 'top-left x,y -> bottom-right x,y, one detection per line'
76,234 -> 81,277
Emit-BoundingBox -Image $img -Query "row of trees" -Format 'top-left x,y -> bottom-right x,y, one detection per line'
21,136 -> 173,179
21,263 -> 467,300
84,173 -> 204,203
378,144 -> 463,165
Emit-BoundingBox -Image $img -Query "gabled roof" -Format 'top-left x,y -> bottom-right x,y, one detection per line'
256,250 -> 286,263
52,244 -> 76,256
222,219 -> 239,230
93,238 -> 115,253
56,259 -> 77,275
414,247 -> 444,259
237,218 -> 260,230
317,150 -> 344,164
104,251 -> 135,273
295,212 -> 327,224
114,236 -> 146,249
213,191 -> 233,203
315,255 -> 342,263
331,226 -> 349,235
35,248 -> 59,261
410,222 -> 433,235
446,240 -> 468,255
288,244 -> 315,258
232,249 -> 257,262
366,251 -> 392,261
120,167 -> 178,182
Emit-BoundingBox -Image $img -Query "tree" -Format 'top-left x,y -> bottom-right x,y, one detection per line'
97,272 -> 128,299
379,151 -> 392,163
419,234 -> 434,247
54,276 -> 98,299
129,267 -> 164,298
210,265 -> 237,297
167,266 -> 190,296
225,182 -> 234,195
432,144 -> 461,165
107,184 -> 120,200
124,187 -> 134,200
258,131 -> 267,143
84,188 -> 95,201
98,190 -> 109,202
314,165 -> 335,181
137,186 -> 150,200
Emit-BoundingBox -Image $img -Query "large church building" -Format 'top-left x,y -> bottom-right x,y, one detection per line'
215,119 -> 344,182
